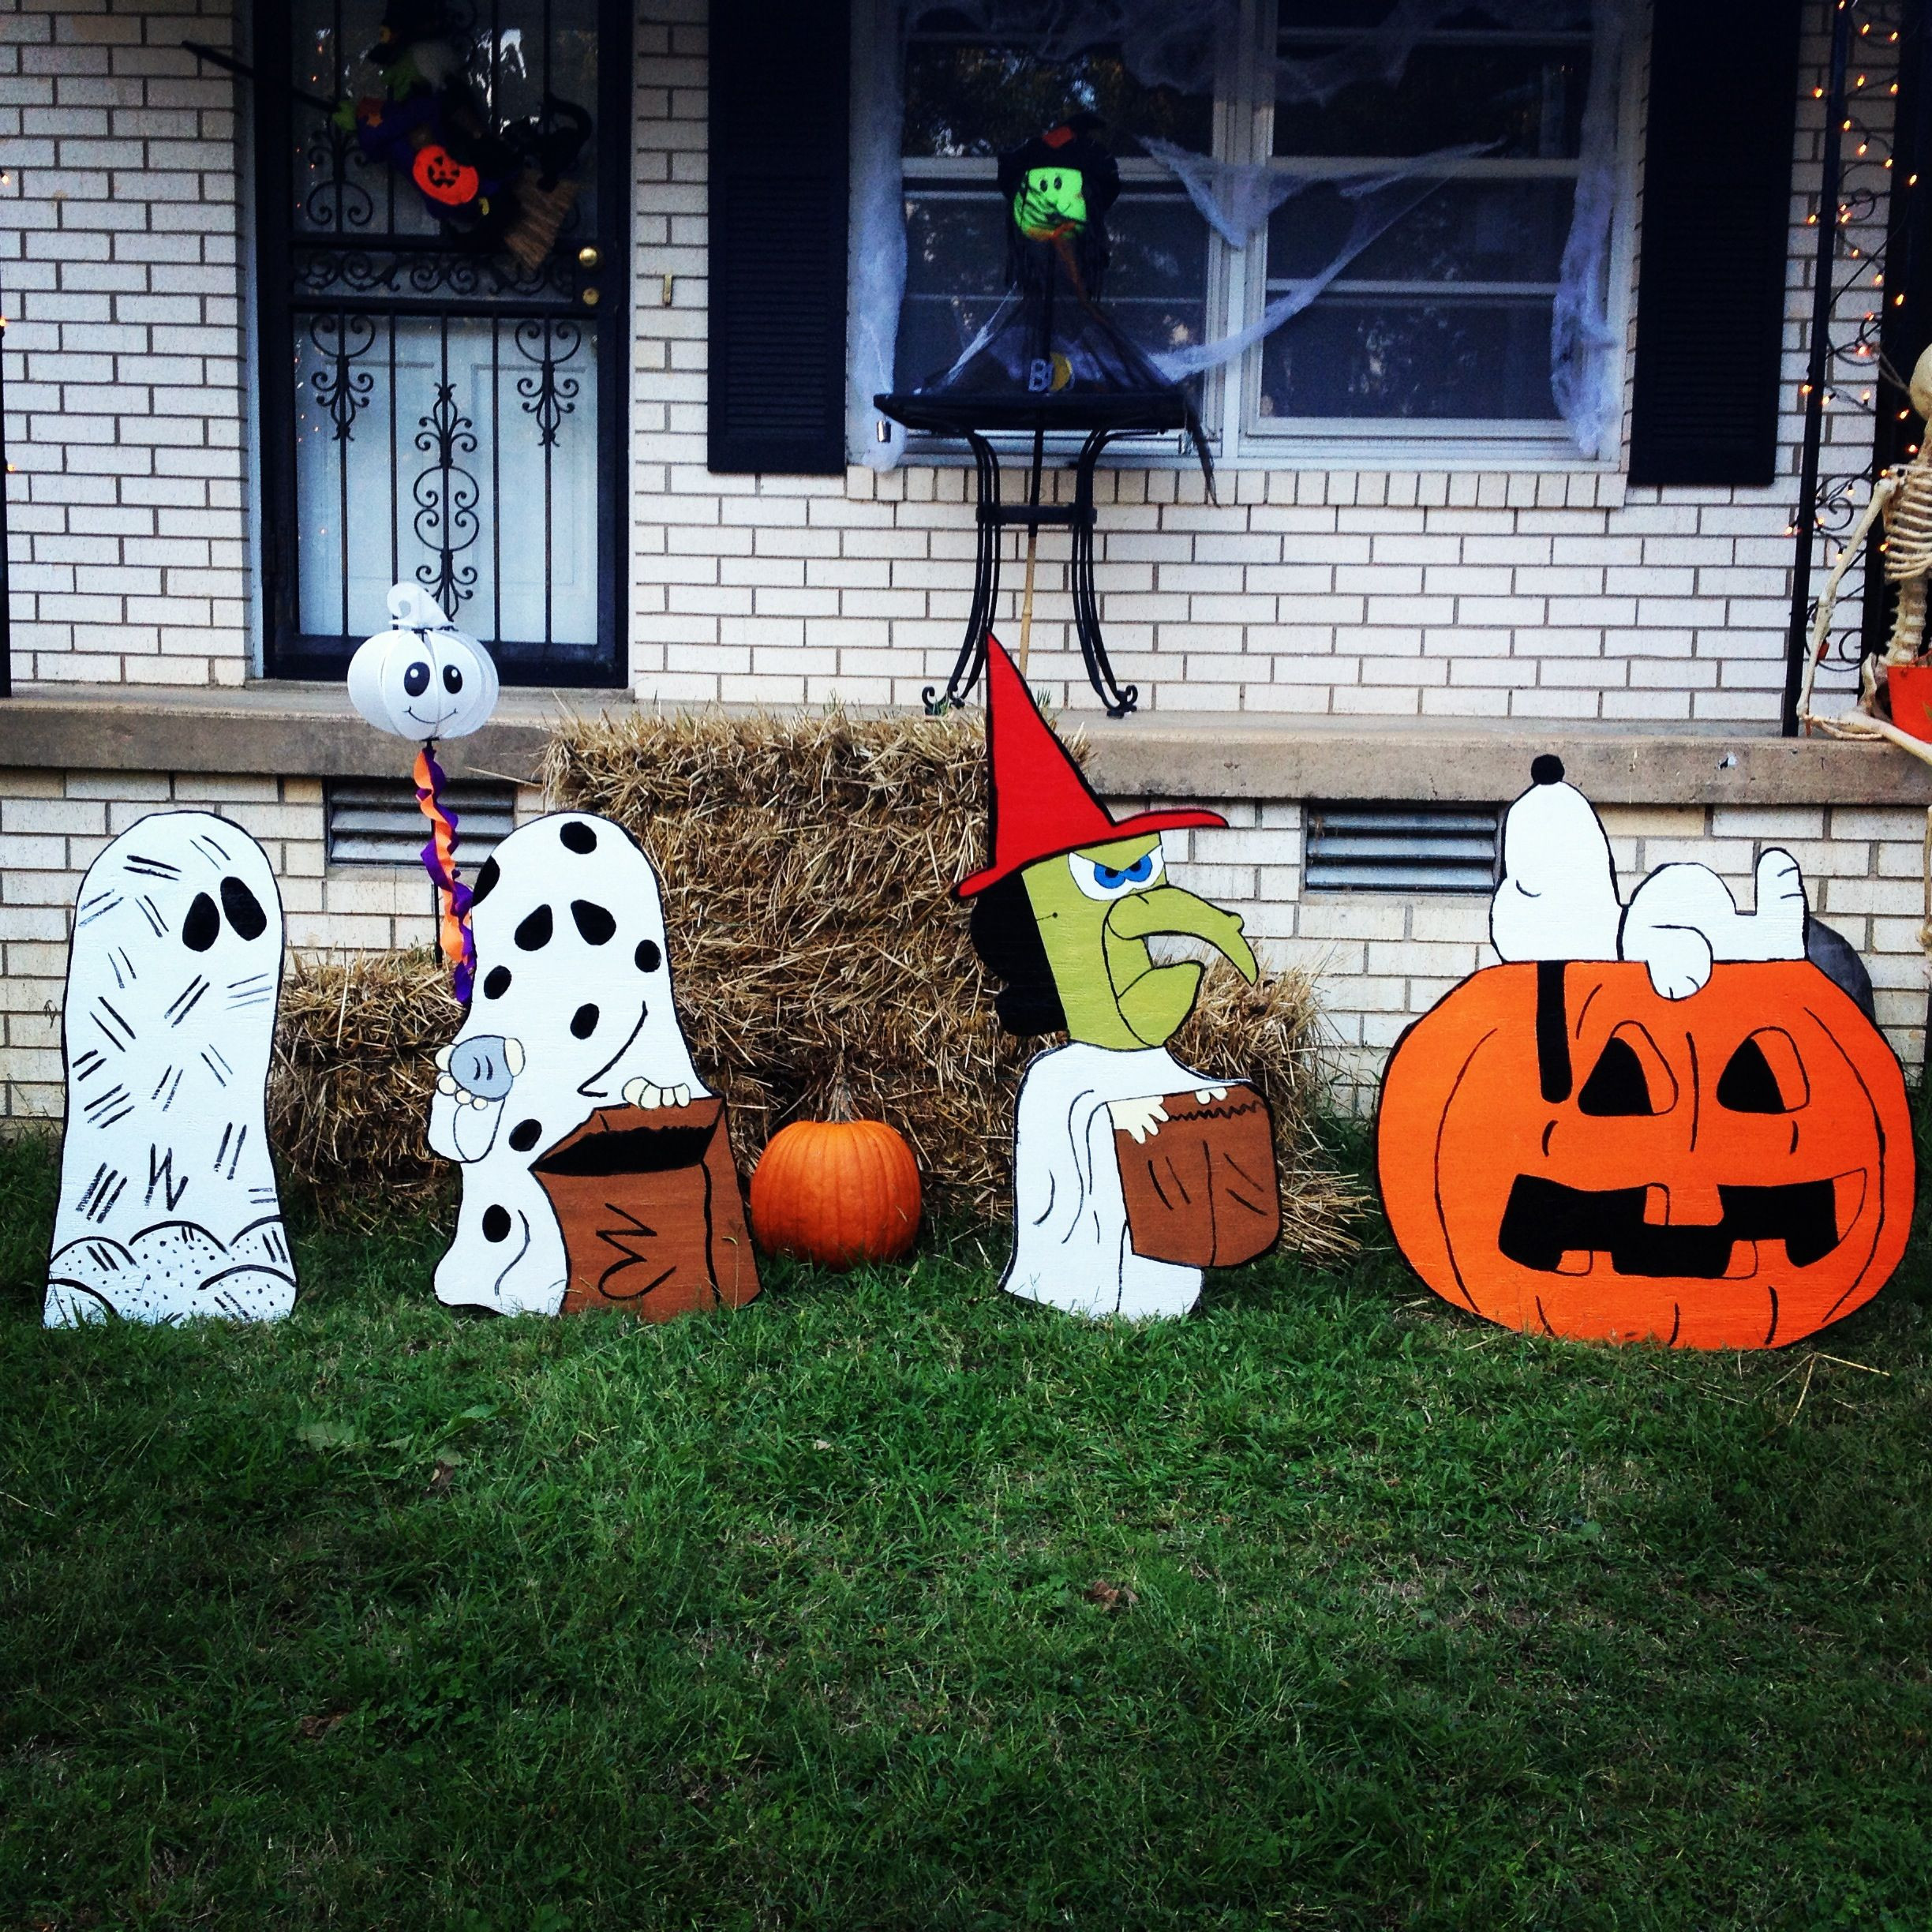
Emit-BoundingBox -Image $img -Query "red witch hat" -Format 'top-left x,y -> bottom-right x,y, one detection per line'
954,637 -> 1228,900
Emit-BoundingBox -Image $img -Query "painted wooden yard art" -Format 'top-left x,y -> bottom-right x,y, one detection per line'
1377,758 -> 1915,1350
959,637 -> 1281,1320
428,811 -> 758,1320
45,814 -> 294,1326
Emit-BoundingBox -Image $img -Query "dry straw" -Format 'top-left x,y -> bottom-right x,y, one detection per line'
272,708 -> 1358,1256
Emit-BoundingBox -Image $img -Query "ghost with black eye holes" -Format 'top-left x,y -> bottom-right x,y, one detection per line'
346,582 -> 500,744
45,811 -> 295,1326
425,810 -> 707,1315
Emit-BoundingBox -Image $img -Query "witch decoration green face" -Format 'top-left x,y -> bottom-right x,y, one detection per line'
1013,163 -> 1089,238
995,116 -> 1121,269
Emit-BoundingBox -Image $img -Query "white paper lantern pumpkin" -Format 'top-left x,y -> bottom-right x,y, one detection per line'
347,583 -> 500,743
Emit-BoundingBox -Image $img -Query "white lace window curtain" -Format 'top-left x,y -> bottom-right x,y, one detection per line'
846,0 -> 1631,470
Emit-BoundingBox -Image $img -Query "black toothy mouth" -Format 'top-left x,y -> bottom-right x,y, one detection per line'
1497,1174 -> 1853,1278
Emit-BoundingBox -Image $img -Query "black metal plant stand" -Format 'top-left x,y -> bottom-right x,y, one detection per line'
875,391 -> 1194,718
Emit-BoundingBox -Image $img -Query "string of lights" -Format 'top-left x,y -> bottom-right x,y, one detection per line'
1785,0 -> 1918,728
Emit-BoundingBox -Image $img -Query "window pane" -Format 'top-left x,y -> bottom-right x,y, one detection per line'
902,37 -> 1213,156
1259,6 -> 1592,425
1275,14 -> 1589,159
896,187 -> 1208,388
1267,178 -> 1575,285
1258,296 -> 1561,421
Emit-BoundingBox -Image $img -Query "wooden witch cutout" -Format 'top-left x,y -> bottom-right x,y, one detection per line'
960,638 -> 1279,1319
1377,757 -> 1915,1349
46,814 -> 294,1325
427,811 -> 758,1320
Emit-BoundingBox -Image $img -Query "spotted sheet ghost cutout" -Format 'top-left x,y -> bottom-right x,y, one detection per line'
46,811 -> 294,1325
426,812 -> 706,1314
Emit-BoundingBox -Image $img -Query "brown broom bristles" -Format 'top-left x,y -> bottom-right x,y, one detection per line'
271,709 -> 1360,1258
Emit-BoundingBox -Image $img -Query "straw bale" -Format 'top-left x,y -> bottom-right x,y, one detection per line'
271,947 -> 460,1194
539,707 -> 1360,1257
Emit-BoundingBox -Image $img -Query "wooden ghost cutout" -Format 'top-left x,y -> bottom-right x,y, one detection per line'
427,811 -> 758,1319
46,812 -> 294,1325
960,638 -> 1279,1320
1378,757 -> 1914,1349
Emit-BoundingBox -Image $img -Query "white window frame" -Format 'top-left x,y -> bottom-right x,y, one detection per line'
882,0 -> 1639,474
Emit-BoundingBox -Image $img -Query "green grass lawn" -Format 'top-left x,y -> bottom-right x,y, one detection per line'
4,1127 -> 1932,1932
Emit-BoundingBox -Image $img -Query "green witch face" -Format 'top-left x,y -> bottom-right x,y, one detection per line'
1013,164 -> 1088,237
1020,832 -> 1258,1051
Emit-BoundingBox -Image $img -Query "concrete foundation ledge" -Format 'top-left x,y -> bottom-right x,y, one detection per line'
0,683 -> 1928,807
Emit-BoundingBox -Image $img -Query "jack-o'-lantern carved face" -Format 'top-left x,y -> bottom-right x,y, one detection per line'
412,143 -> 480,208
1376,960 -> 1914,1349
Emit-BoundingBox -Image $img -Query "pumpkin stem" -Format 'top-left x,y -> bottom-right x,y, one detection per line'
826,1066 -> 856,1124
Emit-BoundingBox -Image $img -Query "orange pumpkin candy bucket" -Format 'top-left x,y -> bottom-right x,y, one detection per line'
1376,959 -> 1914,1350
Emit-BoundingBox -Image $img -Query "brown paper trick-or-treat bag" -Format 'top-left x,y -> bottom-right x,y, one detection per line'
534,1097 -> 759,1319
1114,1085 -> 1280,1271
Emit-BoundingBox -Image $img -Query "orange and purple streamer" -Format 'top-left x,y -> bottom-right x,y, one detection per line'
413,743 -> 475,1002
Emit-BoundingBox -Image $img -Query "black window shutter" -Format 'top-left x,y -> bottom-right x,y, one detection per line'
708,0 -> 852,474
1628,0 -> 1801,487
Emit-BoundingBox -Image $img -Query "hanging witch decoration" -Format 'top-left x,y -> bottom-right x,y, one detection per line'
937,114 -> 1212,485
959,638 -> 1279,1319
334,0 -> 592,269
348,583 -> 501,1002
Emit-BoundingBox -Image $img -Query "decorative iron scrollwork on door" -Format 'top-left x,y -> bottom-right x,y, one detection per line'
256,0 -> 627,684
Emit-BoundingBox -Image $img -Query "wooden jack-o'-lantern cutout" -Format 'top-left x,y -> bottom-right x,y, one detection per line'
1377,960 -> 1913,1349
346,583 -> 500,743
411,143 -> 481,208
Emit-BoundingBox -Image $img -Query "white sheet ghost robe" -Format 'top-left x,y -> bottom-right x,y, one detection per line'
425,811 -> 706,1317
1005,1041 -> 1210,1320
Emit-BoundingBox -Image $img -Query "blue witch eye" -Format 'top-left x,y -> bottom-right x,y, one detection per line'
1094,854 -> 1154,889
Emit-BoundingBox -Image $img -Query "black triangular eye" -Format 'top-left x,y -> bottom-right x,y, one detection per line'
1717,1037 -> 1788,1112
1578,1035 -> 1654,1115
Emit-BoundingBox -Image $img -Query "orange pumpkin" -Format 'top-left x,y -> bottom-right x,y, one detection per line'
1376,960 -> 1914,1349
750,1113 -> 921,1268
412,144 -> 481,208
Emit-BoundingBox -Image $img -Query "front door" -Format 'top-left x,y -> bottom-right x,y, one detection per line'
255,0 -> 629,683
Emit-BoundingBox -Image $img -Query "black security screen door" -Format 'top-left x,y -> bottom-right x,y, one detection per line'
255,0 -> 630,684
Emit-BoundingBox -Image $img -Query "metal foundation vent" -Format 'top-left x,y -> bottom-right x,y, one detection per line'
326,779 -> 519,869
1305,802 -> 1503,894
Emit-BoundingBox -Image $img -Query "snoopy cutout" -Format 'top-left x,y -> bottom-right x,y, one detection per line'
1491,755 -> 1807,995
427,811 -> 710,1316
46,813 -> 294,1326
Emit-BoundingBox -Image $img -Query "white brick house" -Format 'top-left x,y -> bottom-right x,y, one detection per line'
2,0 -> 1929,1121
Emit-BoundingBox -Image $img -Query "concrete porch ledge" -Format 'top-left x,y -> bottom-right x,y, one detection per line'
0,682 -> 1926,807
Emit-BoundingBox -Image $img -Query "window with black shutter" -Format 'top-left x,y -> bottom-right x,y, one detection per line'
708,0 -> 852,474
1628,0 -> 1802,488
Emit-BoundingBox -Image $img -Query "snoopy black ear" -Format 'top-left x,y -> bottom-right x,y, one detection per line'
1530,754 -> 1565,786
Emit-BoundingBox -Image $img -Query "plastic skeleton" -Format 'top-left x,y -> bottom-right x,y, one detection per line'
1801,343 -> 1932,721
1801,343 -> 1932,954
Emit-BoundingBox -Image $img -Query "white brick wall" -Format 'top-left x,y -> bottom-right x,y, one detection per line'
2,0 -> 250,686
1158,800 -> 1932,1106
0,2 -> 1882,717
0,769 -> 545,1118
616,2 -> 1886,723
5,771 -> 1924,1122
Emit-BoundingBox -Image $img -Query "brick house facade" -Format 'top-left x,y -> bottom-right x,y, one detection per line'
2,0 -> 1928,1121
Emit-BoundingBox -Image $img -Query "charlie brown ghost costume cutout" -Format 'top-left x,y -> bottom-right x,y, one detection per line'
960,638 -> 1280,1320
46,813 -> 294,1325
429,811 -> 757,1318
1378,757 -> 1913,1348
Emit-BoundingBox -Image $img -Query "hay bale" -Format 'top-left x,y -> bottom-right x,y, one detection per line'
271,948 -> 460,1192
540,708 -> 1360,1257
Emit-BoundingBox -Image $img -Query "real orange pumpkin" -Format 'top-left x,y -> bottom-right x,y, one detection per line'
750,1114 -> 921,1268
1376,959 -> 1914,1350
